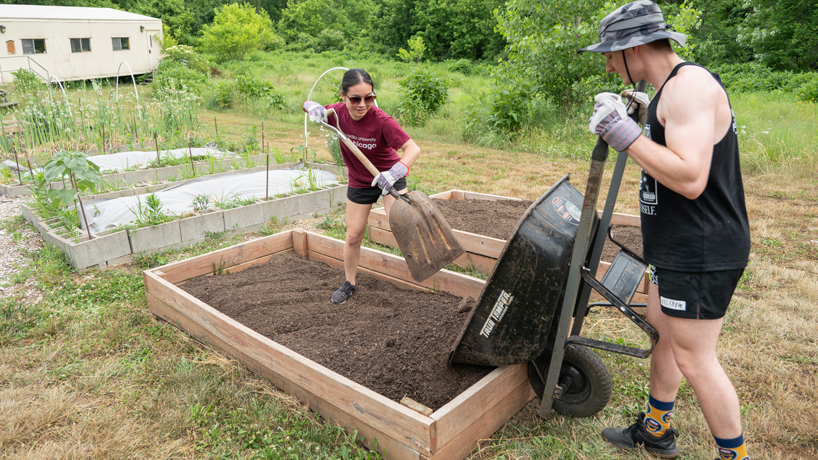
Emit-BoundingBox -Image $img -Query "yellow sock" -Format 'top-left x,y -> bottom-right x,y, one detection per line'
643,394 -> 674,437
715,433 -> 749,459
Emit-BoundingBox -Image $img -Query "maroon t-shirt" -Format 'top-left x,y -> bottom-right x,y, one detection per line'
326,102 -> 411,189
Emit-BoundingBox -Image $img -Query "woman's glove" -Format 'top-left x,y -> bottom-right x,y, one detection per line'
302,101 -> 328,123
588,93 -> 642,152
371,162 -> 408,195
620,89 -> 650,126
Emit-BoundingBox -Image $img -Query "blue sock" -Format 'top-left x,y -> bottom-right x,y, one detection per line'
643,394 -> 674,437
714,433 -> 749,459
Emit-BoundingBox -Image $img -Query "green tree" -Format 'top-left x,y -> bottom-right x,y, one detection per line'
412,0 -> 506,60
371,0 -> 504,61
494,0 -> 701,106
737,0 -> 818,71
200,2 -> 276,60
277,0 -> 375,47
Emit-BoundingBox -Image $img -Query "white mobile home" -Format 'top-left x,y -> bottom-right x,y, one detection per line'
0,4 -> 162,83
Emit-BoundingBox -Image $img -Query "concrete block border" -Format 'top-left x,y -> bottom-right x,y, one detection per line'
20,162 -> 348,269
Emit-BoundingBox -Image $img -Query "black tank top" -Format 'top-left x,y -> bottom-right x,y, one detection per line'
640,62 -> 750,271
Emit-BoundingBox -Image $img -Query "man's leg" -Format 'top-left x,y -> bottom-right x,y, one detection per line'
601,282 -> 683,458
663,314 -> 743,439
647,282 -> 685,402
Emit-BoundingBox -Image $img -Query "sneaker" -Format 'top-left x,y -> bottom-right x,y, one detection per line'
601,412 -> 680,458
331,281 -> 356,304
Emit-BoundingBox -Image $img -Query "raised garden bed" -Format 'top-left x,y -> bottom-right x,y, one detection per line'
144,231 -> 534,460
21,162 -> 347,270
368,189 -> 649,303
1,153 -> 343,196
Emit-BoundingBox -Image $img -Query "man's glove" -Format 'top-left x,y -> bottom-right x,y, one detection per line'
588,92 -> 642,152
371,162 -> 408,195
620,89 -> 650,126
302,101 -> 328,124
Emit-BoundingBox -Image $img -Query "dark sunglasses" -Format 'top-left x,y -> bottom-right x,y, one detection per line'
345,93 -> 376,104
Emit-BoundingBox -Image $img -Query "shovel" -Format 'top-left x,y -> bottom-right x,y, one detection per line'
306,106 -> 465,282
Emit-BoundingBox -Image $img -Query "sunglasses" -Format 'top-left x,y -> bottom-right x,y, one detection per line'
345,93 -> 377,105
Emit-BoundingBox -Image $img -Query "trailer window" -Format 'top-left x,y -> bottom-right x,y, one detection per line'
112,37 -> 130,51
21,39 -> 46,55
70,38 -> 91,53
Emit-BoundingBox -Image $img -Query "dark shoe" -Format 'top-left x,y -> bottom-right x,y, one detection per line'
331,281 -> 356,304
601,412 -> 680,458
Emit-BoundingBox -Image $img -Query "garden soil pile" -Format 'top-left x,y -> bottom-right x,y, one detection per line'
179,252 -> 492,410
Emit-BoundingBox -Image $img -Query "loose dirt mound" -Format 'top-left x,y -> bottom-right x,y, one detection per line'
179,252 -> 492,410
431,198 -> 643,261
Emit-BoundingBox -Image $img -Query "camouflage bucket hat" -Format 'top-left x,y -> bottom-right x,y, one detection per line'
578,0 -> 686,53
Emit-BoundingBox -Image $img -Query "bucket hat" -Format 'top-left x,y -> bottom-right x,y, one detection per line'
578,1 -> 686,53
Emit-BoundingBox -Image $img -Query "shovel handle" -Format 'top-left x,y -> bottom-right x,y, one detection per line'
325,108 -> 407,202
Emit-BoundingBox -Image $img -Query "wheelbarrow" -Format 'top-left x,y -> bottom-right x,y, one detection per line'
449,87 -> 659,418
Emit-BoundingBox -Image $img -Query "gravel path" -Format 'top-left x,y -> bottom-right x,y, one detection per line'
0,195 -> 42,301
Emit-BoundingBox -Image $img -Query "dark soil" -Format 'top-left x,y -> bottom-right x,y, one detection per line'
432,198 -> 643,261
432,198 -> 534,240
178,252 -> 492,411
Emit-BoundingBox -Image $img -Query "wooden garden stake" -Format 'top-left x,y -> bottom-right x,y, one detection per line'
25,155 -> 34,179
154,131 -> 161,167
214,115 -> 218,139
12,147 -> 23,185
72,173 -> 93,241
187,137 -> 196,177
79,101 -> 87,145
101,123 -> 106,154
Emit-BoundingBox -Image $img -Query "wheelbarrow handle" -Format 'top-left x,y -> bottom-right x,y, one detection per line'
314,108 -> 409,203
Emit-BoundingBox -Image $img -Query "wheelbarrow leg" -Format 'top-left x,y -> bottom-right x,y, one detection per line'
540,137 -> 609,419
571,148 -> 632,337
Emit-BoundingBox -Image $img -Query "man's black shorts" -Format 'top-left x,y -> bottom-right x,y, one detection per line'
651,266 -> 745,319
347,178 -> 407,205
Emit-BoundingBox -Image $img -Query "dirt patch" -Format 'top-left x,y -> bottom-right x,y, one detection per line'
602,225 -> 643,261
432,198 -> 533,240
432,198 -> 643,261
178,252 -> 492,411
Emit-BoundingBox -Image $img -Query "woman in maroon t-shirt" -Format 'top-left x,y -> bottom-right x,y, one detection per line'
304,68 -> 420,305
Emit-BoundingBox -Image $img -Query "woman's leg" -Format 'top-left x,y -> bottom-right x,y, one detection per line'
343,199 -> 373,285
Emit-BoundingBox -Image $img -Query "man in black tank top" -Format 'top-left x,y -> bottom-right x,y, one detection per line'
579,2 -> 751,459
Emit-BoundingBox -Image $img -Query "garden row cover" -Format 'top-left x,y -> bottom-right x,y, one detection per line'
1,147 -> 228,175
82,164 -> 340,234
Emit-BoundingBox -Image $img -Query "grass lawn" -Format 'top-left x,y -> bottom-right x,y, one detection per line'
1,55 -> 816,459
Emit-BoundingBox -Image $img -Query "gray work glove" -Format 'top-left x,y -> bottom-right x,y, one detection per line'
620,89 -> 650,126
302,101 -> 328,124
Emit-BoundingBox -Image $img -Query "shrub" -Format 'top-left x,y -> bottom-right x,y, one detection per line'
796,73 -> 818,102
234,76 -> 285,110
152,60 -> 208,100
11,69 -> 44,98
445,59 -> 474,76
200,3 -> 275,61
208,80 -> 235,109
395,67 -> 448,125
487,80 -> 538,132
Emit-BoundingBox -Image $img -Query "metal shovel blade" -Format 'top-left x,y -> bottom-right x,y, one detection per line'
389,191 -> 465,282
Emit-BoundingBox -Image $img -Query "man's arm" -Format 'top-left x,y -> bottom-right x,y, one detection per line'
626,69 -> 720,200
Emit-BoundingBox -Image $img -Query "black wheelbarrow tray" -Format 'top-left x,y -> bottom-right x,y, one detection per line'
449,139 -> 660,419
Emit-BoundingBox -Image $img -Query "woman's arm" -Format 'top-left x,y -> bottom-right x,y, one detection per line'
398,139 -> 421,169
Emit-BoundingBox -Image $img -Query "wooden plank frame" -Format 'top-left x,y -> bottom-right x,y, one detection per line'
144,230 -> 534,460
368,189 -> 649,303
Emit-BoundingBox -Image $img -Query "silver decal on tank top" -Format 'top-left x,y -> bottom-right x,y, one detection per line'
640,173 -> 658,215
639,123 -> 657,216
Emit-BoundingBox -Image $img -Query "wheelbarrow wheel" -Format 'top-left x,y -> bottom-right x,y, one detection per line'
528,344 -> 612,417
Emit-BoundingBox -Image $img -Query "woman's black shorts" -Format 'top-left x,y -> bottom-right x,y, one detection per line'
347,178 -> 407,205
